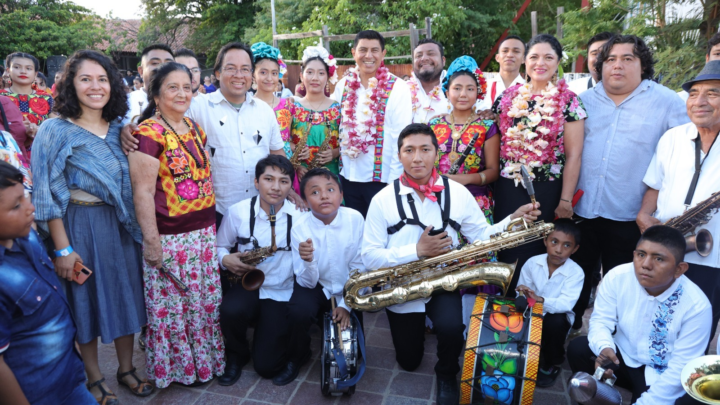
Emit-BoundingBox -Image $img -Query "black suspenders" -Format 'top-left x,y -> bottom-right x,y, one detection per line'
386,176 -> 461,235
235,196 -> 292,250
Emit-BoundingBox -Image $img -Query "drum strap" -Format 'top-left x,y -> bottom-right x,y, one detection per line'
334,311 -> 366,389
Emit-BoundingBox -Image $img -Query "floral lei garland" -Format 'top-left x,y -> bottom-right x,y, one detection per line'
498,79 -> 572,184
407,74 -> 443,114
340,63 -> 391,159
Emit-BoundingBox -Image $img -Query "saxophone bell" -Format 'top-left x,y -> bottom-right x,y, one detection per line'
686,228 -> 713,257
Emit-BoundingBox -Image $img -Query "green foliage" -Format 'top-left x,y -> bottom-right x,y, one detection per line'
0,0 -> 107,70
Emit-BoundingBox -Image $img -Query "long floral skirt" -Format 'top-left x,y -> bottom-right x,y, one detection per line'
143,225 -> 225,388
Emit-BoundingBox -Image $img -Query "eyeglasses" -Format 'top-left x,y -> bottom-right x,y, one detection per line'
222,66 -> 252,76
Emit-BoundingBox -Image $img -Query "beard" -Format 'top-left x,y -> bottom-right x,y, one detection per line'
415,65 -> 442,83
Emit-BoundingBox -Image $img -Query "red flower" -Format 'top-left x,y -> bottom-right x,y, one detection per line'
24,114 -> 39,125
169,156 -> 189,174
28,97 -> 50,116
154,364 -> 167,379
202,248 -> 214,263
156,307 -> 169,318
176,250 -> 188,265
202,180 -> 213,196
184,363 -> 195,376
190,271 -> 198,281
198,366 -> 211,380
204,304 -> 216,313
18,94 -> 28,102
208,284 -> 216,293
433,124 -> 451,145
160,289 -> 168,297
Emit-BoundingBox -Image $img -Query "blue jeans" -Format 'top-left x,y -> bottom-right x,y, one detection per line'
60,382 -> 96,405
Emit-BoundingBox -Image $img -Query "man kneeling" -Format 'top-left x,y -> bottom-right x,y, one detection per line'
568,225 -> 711,404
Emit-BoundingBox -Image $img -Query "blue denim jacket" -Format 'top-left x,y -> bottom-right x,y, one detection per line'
0,230 -> 86,404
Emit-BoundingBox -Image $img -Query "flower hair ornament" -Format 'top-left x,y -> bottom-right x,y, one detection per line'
250,42 -> 287,78
302,46 -> 338,85
442,55 -> 488,101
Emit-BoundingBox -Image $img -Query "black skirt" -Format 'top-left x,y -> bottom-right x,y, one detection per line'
493,176 -> 563,291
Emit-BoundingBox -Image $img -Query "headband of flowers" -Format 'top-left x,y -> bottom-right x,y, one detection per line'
250,42 -> 287,78
442,55 -> 488,100
302,46 -> 338,85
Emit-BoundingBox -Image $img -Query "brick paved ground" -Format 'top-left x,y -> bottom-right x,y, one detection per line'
98,307 -> 718,405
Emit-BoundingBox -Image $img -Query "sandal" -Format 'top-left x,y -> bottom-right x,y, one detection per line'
117,367 -> 154,397
86,378 -> 119,405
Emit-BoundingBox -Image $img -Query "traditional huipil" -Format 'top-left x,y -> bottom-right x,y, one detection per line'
289,100 -> 341,175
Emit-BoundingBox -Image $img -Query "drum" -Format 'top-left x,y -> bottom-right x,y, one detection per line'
460,294 -> 543,405
321,311 -> 359,396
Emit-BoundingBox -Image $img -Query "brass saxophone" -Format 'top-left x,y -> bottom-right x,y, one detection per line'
665,191 -> 720,257
226,205 -> 277,290
308,125 -> 332,170
289,133 -> 308,169
344,219 -> 554,311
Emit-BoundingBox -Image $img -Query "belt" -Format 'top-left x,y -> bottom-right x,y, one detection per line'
69,199 -> 106,206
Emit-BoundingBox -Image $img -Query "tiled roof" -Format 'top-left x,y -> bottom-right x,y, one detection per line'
98,18 -> 196,54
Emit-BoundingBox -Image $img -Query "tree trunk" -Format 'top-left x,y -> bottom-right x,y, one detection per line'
700,0 -> 720,39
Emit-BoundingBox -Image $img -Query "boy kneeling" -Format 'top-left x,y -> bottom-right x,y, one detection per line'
515,218 -> 583,388
273,168 -> 365,386
568,225 -> 711,404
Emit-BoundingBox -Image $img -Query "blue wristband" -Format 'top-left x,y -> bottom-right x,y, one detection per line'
54,246 -> 74,257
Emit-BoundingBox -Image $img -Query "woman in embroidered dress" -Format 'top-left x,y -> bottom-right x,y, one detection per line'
129,62 -> 225,388
31,50 -> 151,404
491,34 -> 587,290
1,52 -> 56,156
250,42 -> 292,158
288,46 -> 341,184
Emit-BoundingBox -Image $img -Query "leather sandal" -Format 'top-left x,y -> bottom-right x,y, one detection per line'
86,378 -> 119,405
117,367 -> 154,397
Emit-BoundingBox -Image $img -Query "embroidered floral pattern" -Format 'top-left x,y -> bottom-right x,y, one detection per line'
274,98 -> 293,158
649,284 -> 683,374
143,225 -> 225,388
0,89 -> 54,126
289,101 -> 341,174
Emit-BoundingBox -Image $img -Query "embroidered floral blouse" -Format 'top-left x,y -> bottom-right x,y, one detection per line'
0,89 -> 54,126
492,85 -> 587,183
274,98 -> 292,158
133,118 -> 215,235
290,101 -> 341,175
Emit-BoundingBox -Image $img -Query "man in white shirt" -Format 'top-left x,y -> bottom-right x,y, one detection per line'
567,32 -> 613,95
568,226 -> 711,405
678,32 -> 720,101
475,35 -> 526,111
331,30 -> 413,218
407,38 -> 451,124
273,168 -> 365,386
361,123 -> 540,405
637,60 -> 720,348
125,44 -> 174,123
216,155 -> 303,386
174,48 -> 203,98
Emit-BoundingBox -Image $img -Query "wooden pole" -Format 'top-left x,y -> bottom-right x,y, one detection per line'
557,7 -> 564,38
531,11 -> 538,38
322,25 -> 331,54
409,23 -> 419,52
425,17 -> 432,39
271,0 -> 278,48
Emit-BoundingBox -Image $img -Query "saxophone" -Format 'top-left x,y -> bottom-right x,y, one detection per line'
289,133 -> 308,169
308,124 -> 332,170
226,205 -> 277,290
344,219 -> 554,311
665,191 -> 720,257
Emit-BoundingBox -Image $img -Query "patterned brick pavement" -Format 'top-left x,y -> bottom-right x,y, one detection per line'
98,307 -> 717,405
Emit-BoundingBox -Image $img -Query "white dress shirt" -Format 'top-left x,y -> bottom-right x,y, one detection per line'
331,73 -> 413,183
407,71 -> 452,124
361,177 -> 513,313
516,254 -> 584,326
643,123 -> 720,268
125,89 -> 149,123
474,74 -> 526,111
187,91 -> 284,215
292,207 -> 365,311
677,90 -> 689,102
588,263 -> 711,405
216,197 -> 304,301
568,76 -> 597,96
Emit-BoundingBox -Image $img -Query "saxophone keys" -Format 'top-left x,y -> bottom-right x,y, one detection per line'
392,287 -> 409,304
441,274 -> 458,291
418,281 -> 433,298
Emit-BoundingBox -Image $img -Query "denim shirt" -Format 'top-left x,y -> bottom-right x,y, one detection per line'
0,230 -> 86,404
574,80 -> 689,221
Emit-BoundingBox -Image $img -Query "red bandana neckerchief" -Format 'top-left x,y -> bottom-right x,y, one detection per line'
400,168 -> 444,202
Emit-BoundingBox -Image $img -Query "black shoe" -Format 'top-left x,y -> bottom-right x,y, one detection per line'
218,355 -> 242,386
436,377 -> 459,405
536,366 -> 561,388
273,352 -> 311,386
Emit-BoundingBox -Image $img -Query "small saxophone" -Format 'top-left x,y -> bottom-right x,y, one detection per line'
226,205 -> 277,290
308,124 -> 332,170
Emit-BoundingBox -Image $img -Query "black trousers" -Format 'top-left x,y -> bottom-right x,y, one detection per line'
385,291 -> 465,379
340,176 -> 388,218
570,217 -> 641,329
495,176 -> 562,292
540,313 -> 571,369
216,210 -> 224,230
219,285 -> 289,378
685,262 -> 720,351
286,281 -> 363,364
568,336 -> 648,404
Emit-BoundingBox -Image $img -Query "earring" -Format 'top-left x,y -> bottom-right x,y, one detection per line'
252,81 -> 257,91
552,71 -> 558,84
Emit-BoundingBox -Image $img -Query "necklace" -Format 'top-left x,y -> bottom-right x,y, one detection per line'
158,114 -> 208,170
448,112 -> 476,162
306,98 -> 325,121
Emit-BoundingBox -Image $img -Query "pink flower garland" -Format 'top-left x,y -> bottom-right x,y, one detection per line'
407,75 -> 442,114
498,79 -> 573,183
340,63 -> 390,158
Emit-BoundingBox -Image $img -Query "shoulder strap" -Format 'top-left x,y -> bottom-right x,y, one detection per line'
386,177 -> 460,234
387,179 -> 408,234
441,176 -> 461,233
285,213 -> 292,248
236,196 -> 257,246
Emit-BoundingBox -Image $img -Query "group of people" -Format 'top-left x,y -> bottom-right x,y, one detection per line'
0,26 -> 719,405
